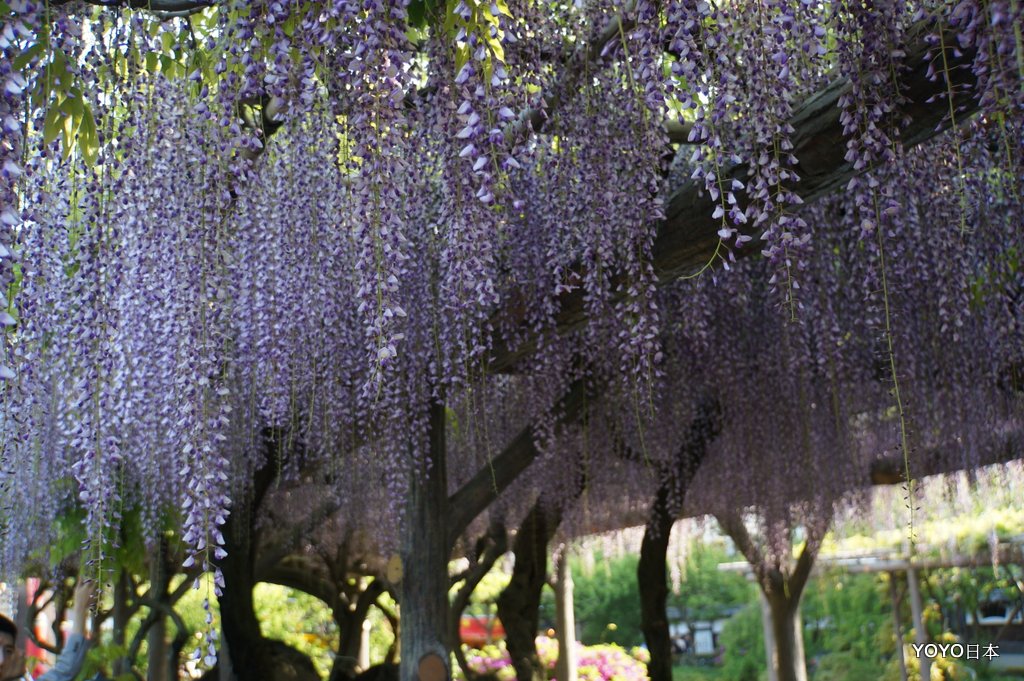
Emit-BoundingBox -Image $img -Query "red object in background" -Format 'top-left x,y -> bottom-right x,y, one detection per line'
26,628 -> 50,679
459,616 -> 505,647
24,578 -> 50,679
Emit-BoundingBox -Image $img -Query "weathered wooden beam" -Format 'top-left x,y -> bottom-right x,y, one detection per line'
870,429 -> 1022,486
488,20 -> 982,373
719,545 -> 1024,576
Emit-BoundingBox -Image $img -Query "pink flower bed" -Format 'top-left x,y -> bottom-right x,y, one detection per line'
459,636 -> 648,681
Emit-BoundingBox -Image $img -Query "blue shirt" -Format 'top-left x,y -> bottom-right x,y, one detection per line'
35,634 -> 87,681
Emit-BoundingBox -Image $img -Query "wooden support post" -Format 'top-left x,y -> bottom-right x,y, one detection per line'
555,548 -> 577,681
358,618 -> 372,672
14,583 -> 28,657
889,573 -> 909,681
907,568 -> 931,681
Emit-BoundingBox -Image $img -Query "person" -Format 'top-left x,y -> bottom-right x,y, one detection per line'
0,581 -> 94,681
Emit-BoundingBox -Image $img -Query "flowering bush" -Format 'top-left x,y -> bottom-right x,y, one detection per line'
457,636 -> 647,681
462,643 -> 516,681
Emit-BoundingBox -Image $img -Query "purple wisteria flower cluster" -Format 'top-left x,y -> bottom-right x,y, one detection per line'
0,3 -> 1020,662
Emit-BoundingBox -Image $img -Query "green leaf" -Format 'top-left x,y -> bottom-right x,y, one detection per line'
160,54 -> 177,78
481,3 -> 499,26
283,15 -> 297,37
59,94 -> 84,153
114,51 -> 128,78
408,0 -> 427,28
44,50 -> 70,103
443,0 -> 459,35
78,104 -> 100,166
482,54 -> 493,82
198,7 -> 219,32
145,51 -> 159,73
12,42 -> 44,71
43,106 -> 62,145
486,35 -> 504,63
61,117 -> 79,161
455,44 -> 470,75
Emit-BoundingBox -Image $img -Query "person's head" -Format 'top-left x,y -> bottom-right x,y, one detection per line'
0,614 -> 16,666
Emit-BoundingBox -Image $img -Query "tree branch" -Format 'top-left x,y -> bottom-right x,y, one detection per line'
451,524 -> 507,619
449,525 -> 506,681
126,597 -> 189,666
253,498 -> 341,579
715,512 -> 768,584
507,2 -> 637,142
259,562 -> 341,611
789,535 -> 818,602
446,379 -> 591,549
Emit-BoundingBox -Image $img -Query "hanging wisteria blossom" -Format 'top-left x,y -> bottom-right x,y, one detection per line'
0,0 -> 1022,675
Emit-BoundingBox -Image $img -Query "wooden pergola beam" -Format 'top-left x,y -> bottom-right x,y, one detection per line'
488,20 -> 982,373
719,547 -> 1024,576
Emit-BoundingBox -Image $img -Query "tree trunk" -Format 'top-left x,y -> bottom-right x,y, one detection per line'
218,503 -> 272,680
638,485 -> 674,681
638,402 -> 718,681
759,592 -> 778,681
216,435 -> 284,681
399,399 -> 451,681
554,548 -> 577,681
112,570 -> 132,677
331,580 -> 386,681
765,591 -> 807,681
339,580 -> 385,660
146,607 -> 168,681
497,501 -> 561,681
147,537 -> 171,681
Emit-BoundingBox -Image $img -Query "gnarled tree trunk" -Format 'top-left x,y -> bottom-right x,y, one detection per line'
217,429 -> 300,681
638,400 -> 719,681
716,513 -> 820,681
763,583 -> 807,681
218,480 -> 274,680
638,485 -> 674,681
399,398 -> 452,681
497,501 -> 562,681
450,525 -> 507,680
